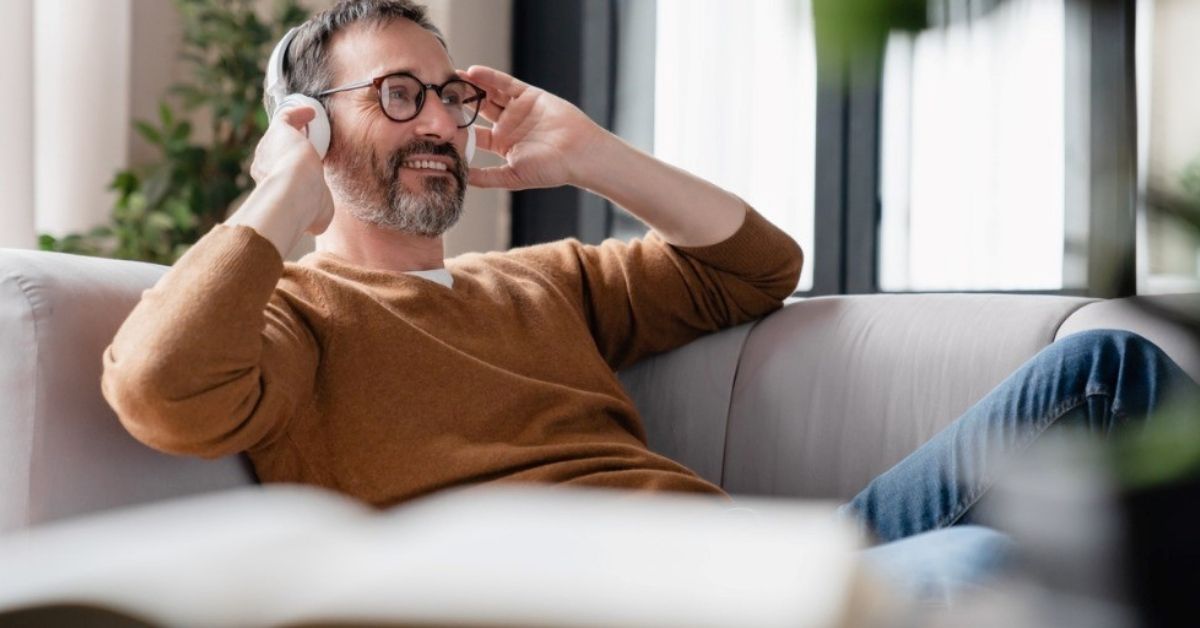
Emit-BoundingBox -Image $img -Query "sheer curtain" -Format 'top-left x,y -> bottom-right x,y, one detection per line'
0,0 -> 133,249
653,0 -> 817,291
879,0 -> 1066,291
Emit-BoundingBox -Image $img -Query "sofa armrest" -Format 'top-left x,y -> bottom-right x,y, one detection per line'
0,249 -> 255,532
1056,294 -> 1200,383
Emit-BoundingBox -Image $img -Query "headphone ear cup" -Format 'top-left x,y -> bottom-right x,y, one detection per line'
275,94 -> 330,159
465,125 -> 476,165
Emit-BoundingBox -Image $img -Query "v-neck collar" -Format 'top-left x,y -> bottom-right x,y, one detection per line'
302,251 -> 456,290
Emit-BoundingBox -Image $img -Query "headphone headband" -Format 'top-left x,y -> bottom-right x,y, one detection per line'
261,24 -> 474,164
264,26 -> 301,117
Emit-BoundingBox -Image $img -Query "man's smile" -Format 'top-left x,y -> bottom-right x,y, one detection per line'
400,155 -> 454,174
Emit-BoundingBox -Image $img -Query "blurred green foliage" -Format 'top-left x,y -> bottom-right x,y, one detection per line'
1115,397 -> 1200,490
811,0 -> 927,72
39,0 -> 308,264
1118,163 -> 1200,490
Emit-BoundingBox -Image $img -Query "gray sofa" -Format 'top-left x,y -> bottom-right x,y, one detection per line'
2,247 -> 1199,532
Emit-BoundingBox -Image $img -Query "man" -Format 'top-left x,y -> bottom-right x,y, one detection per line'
102,0 -> 801,504
102,0 -> 1196,600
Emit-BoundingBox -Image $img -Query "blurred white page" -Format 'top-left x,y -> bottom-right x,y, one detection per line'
0,484 -> 877,627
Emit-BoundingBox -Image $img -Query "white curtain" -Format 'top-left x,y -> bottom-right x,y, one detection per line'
0,0 -> 132,249
654,0 -> 817,291
879,0 -> 1066,291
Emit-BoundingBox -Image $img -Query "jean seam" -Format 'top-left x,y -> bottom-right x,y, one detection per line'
935,388 -> 1117,529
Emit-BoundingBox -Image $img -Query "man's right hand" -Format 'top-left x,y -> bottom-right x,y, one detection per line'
227,105 -> 336,257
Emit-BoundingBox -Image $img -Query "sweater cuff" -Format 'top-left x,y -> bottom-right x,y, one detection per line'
670,202 -> 801,276
167,223 -> 285,301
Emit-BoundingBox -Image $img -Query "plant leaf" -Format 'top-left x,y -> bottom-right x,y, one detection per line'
134,121 -> 163,145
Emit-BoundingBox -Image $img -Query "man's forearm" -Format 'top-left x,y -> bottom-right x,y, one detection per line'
226,173 -> 311,259
571,132 -> 747,248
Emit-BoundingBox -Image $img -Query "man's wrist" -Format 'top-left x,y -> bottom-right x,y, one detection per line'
226,175 -> 309,259
567,128 -> 630,194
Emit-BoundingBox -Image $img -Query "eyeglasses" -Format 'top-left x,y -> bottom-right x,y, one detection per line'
317,72 -> 486,128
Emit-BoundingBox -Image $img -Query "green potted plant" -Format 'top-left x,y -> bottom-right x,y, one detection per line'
40,0 -> 308,264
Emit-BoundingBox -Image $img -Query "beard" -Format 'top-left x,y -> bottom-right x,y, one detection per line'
325,134 -> 468,237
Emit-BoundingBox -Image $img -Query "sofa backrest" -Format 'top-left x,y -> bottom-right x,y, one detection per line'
0,250 -> 254,532
627,293 -> 1200,502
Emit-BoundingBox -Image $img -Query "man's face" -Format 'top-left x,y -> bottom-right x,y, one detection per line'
323,19 -> 469,237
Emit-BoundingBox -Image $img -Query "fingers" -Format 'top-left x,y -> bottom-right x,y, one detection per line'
459,65 -> 530,105
469,165 -> 524,190
472,126 -> 495,154
477,96 -> 506,124
251,104 -> 321,183
276,105 -> 316,131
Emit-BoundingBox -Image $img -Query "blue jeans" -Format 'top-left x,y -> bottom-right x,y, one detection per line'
842,329 -> 1199,600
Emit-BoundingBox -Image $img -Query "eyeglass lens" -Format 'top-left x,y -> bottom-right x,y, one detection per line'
380,74 -> 482,127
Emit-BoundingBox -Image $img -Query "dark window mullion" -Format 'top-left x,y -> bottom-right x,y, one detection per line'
844,47 -> 884,295
1066,0 -> 1138,298
812,60 -> 849,296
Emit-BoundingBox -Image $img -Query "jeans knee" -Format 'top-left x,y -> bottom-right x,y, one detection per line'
1051,330 -> 1189,412
1055,329 -> 1162,369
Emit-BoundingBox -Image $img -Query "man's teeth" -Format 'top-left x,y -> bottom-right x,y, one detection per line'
402,160 -> 449,171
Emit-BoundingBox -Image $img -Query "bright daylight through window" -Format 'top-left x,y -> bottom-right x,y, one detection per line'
879,0 -> 1067,292
654,0 -> 817,292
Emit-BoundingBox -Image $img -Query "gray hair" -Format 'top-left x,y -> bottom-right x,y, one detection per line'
268,0 -> 447,110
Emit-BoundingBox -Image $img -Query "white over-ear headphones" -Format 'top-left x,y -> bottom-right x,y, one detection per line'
264,26 -> 475,164
265,28 -> 330,159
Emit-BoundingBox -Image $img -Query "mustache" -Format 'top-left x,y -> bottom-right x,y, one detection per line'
385,140 -> 467,186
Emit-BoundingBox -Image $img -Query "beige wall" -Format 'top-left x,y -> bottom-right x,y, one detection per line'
128,0 -> 512,260
129,0 -> 187,165
1148,0 -> 1200,184
1145,0 -> 1200,281
0,0 -> 35,248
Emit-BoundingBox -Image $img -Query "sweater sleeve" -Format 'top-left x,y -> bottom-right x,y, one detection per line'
101,224 -> 320,459
512,202 -> 803,371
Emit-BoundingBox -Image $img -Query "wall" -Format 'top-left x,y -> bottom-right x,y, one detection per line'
0,0 -> 35,248
1147,0 -> 1200,183
1145,0 -> 1200,283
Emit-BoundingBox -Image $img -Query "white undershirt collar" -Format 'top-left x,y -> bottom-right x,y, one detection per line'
404,267 -> 454,288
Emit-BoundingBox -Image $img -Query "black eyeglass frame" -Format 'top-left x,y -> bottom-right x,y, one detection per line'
316,72 -> 487,128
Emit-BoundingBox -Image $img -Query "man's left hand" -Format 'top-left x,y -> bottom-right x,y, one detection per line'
457,65 -> 610,191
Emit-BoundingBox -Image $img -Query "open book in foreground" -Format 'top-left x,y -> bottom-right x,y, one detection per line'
0,484 -> 903,627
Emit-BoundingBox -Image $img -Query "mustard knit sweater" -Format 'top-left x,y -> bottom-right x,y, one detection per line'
101,204 -> 803,507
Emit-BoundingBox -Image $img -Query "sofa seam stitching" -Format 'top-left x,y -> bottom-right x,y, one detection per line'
718,318 -> 763,491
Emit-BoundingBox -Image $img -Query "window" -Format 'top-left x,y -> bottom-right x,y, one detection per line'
652,0 -> 817,291
878,0 -> 1068,292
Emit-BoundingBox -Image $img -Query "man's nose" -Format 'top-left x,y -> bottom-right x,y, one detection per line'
413,92 -> 459,141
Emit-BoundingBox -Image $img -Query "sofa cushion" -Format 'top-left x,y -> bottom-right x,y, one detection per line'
617,322 -> 755,487
721,293 -> 1095,500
